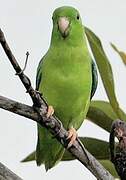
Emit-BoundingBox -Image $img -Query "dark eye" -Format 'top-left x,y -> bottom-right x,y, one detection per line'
77,14 -> 80,20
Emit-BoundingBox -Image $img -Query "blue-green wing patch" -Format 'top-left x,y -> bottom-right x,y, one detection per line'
91,60 -> 98,99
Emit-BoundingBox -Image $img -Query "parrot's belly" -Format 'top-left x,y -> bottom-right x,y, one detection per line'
39,47 -> 92,130
40,63 -> 91,130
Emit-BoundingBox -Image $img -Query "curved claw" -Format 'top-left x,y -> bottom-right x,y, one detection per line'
67,127 -> 77,148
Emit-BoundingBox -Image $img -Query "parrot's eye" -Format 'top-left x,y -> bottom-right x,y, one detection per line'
77,14 -> 80,20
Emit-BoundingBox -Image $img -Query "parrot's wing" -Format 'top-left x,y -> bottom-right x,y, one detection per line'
91,60 -> 98,99
36,57 -> 44,90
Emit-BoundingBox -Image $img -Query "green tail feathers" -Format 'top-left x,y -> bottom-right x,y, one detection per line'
36,125 -> 65,170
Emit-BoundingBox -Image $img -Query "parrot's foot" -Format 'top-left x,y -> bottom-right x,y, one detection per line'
67,127 -> 77,148
46,105 -> 54,118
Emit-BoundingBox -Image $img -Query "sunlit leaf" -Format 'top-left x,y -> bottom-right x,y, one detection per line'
85,27 -> 126,121
111,43 -> 126,65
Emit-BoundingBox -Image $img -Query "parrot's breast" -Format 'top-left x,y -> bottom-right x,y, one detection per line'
39,46 -> 92,129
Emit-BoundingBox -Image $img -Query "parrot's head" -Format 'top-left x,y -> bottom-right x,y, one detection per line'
51,6 -> 84,46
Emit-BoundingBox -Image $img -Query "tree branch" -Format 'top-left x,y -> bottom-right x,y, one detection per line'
110,120 -> 126,179
0,162 -> 22,180
0,95 -> 38,122
0,28 -> 114,180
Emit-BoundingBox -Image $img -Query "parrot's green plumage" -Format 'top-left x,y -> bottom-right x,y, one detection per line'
36,6 -> 97,171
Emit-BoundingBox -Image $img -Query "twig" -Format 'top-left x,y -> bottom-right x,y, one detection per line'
16,51 -> 30,75
0,162 -> 22,180
0,28 -> 114,180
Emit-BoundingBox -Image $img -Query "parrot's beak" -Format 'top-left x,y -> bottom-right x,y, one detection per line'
58,17 -> 70,38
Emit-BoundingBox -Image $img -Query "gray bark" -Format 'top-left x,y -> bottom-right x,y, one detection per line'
0,162 -> 22,180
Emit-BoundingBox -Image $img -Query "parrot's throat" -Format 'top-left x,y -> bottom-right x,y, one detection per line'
58,27 -> 69,39
51,25 -> 85,47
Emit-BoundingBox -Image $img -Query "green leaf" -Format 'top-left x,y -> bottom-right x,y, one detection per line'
22,137 -> 119,177
87,100 -> 118,132
80,137 -> 109,160
85,27 -> 126,121
99,160 -> 118,178
21,137 -> 109,162
63,137 -> 110,161
111,43 -> 126,65
22,137 -> 118,177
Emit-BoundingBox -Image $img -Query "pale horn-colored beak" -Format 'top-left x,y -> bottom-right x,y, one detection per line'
58,17 -> 70,38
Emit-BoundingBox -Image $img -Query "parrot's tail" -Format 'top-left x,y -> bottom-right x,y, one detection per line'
36,124 -> 65,171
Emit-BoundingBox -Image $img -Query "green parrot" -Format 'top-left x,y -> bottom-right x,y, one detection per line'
36,6 -> 98,171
